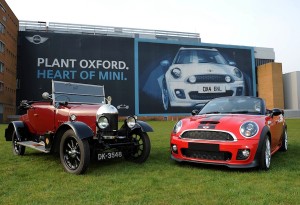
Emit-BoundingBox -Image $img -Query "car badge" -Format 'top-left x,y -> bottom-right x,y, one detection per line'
208,69 -> 212,72
203,125 -> 210,129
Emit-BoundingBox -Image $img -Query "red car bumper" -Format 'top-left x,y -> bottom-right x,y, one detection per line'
170,136 -> 260,168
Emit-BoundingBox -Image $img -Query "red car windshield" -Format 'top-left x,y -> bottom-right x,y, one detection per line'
199,97 -> 264,115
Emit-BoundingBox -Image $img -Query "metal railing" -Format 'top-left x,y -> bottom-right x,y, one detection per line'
19,20 -> 201,42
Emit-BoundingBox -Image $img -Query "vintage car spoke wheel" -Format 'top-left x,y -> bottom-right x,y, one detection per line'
162,79 -> 170,111
125,130 -> 151,163
259,136 -> 271,171
12,131 -> 25,156
60,130 -> 90,174
279,129 -> 288,151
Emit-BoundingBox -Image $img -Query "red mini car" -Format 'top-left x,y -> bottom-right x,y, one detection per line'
170,96 -> 287,170
5,80 -> 153,174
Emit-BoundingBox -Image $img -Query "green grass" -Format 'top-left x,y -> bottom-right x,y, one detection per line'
1,119 -> 299,205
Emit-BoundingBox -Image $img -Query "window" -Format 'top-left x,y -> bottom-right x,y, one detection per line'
0,23 -> 5,34
0,3 -> 6,13
0,61 -> 4,72
0,81 -> 4,92
0,41 -> 4,52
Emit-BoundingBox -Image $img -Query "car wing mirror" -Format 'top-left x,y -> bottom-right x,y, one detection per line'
228,60 -> 237,66
191,109 -> 199,116
271,108 -> 282,117
160,60 -> 170,67
160,60 -> 170,73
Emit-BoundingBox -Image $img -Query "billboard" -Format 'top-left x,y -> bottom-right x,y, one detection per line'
17,32 -> 135,115
17,31 -> 255,116
137,40 -> 255,115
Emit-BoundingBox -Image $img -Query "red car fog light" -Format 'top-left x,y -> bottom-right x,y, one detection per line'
237,149 -> 250,160
171,144 -> 178,154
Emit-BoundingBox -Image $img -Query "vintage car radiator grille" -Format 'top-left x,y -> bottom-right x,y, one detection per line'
181,130 -> 234,141
181,149 -> 232,161
193,74 -> 234,83
188,91 -> 234,100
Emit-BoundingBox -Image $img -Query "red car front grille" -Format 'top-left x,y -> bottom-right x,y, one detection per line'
181,148 -> 232,161
181,131 -> 234,141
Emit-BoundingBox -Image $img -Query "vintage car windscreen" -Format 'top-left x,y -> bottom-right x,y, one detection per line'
52,80 -> 105,104
199,97 -> 264,115
175,50 -> 228,65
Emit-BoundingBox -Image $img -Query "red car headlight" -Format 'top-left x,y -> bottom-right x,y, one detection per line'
240,121 -> 259,138
173,120 -> 182,134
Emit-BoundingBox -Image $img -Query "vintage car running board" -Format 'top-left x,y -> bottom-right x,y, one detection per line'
17,141 -> 50,153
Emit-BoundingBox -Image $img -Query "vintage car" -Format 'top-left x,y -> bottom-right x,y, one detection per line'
160,47 -> 245,110
5,80 -> 153,174
170,96 -> 287,170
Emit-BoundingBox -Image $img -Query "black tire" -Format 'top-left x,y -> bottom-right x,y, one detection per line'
125,130 -> 151,163
259,136 -> 271,171
12,131 -> 25,156
60,130 -> 90,174
162,79 -> 170,111
279,129 -> 288,152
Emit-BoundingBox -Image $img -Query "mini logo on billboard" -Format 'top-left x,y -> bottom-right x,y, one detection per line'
26,35 -> 48,44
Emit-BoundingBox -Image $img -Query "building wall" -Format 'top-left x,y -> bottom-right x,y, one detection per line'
0,0 -> 18,123
283,71 -> 300,110
257,62 -> 284,109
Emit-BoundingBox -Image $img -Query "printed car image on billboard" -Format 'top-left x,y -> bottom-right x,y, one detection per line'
137,40 -> 255,115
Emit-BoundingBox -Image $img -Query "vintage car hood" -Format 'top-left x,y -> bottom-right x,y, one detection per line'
67,104 -> 102,117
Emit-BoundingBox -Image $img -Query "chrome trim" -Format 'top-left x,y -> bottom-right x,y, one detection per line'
179,129 -> 238,142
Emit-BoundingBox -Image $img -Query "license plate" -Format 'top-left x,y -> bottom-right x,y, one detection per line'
198,85 -> 225,93
98,151 -> 123,161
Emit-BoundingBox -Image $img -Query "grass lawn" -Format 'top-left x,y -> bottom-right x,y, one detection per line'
0,119 -> 299,205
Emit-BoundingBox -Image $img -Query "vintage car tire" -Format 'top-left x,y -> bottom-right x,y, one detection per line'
279,129 -> 288,152
12,131 -> 25,156
125,130 -> 151,163
60,130 -> 90,174
259,136 -> 271,171
162,79 -> 170,110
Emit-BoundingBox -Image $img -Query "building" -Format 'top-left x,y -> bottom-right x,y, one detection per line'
0,0 -> 18,123
1,1 -> 299,122
283,71 -> 300,118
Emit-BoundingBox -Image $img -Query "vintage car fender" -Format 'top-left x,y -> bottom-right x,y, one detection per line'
128,120 -> 154,132
5,121 -> 27,141
56,121 -> 94,140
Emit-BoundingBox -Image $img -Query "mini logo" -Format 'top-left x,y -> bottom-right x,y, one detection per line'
26,35 -> 48,44
117,104 -> 129,110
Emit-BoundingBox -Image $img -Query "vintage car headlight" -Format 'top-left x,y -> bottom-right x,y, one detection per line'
127,116 -> 137,128
173,120 -> 182,134
97,116 -> 109,129
171,68 -> 181,79
233,68 -> 242,78
240,121 -> 259,138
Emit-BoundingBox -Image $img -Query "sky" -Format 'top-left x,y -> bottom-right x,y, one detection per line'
5,0 -> 300,74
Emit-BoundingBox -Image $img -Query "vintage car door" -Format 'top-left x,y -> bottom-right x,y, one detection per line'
27,102 -> 56,135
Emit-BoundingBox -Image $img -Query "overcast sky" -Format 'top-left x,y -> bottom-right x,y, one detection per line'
5,0 -> 300,74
